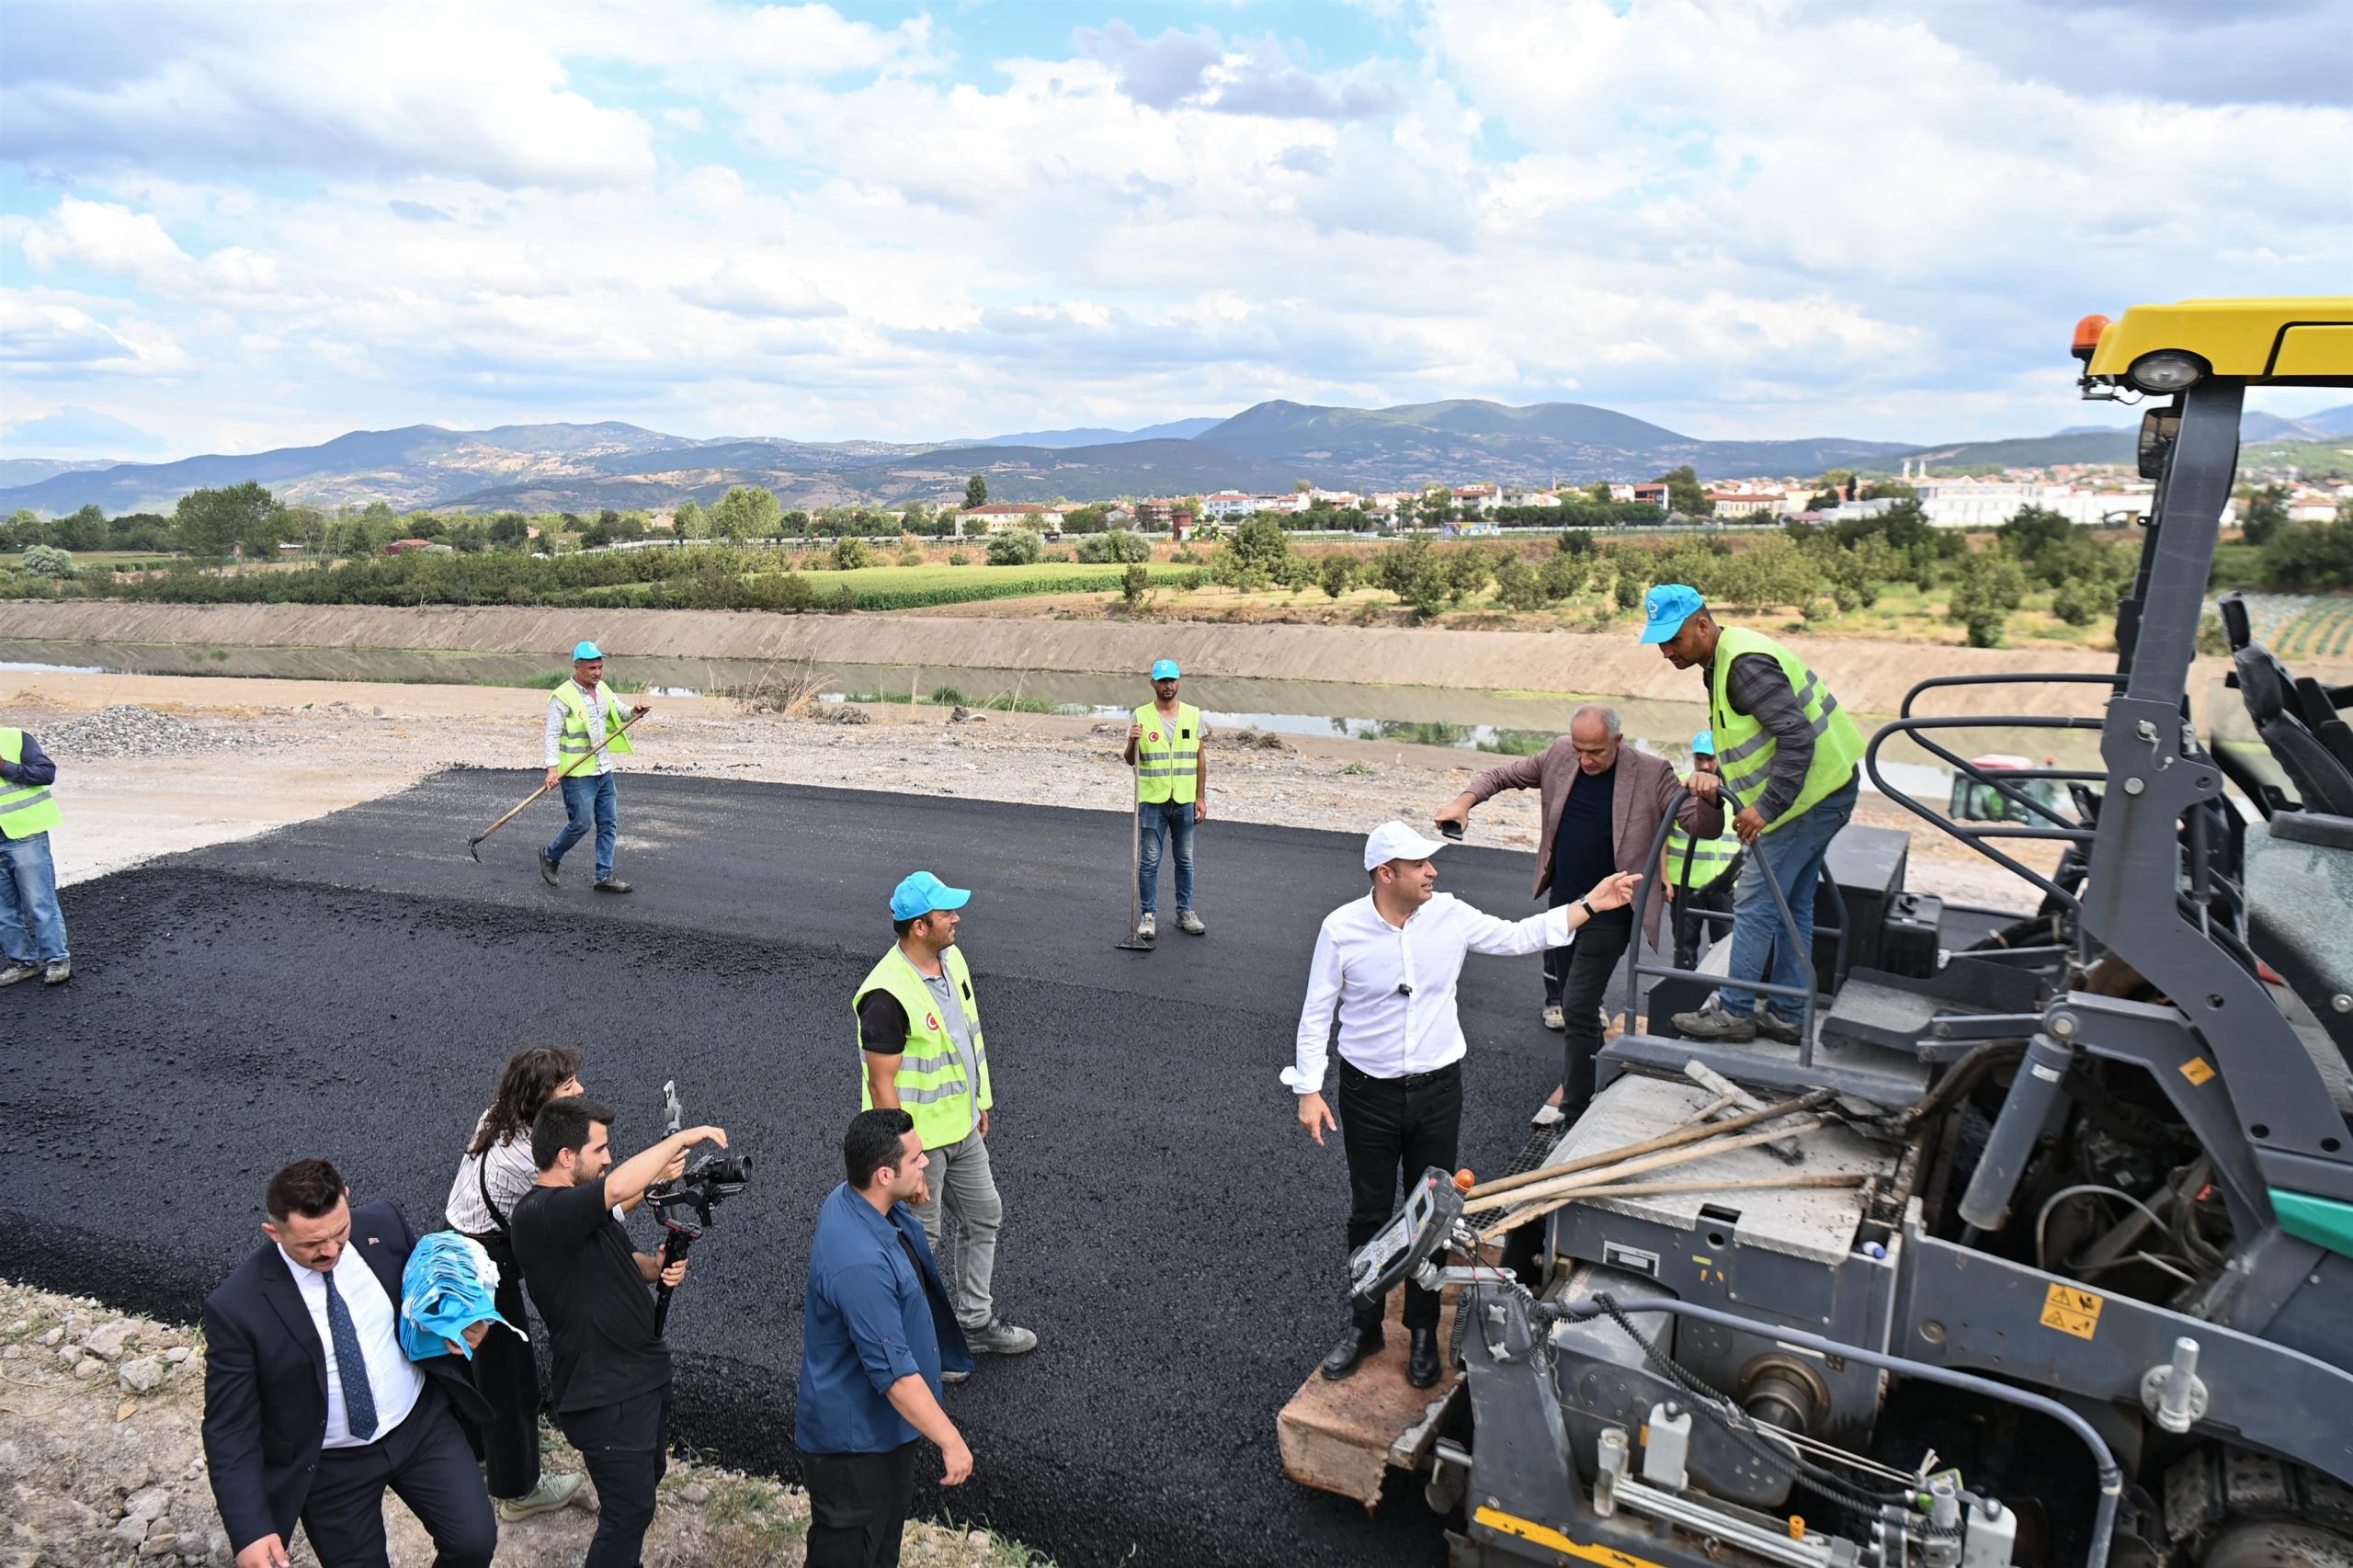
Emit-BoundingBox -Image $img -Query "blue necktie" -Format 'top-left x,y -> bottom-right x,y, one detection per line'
322,1267 -> 379,1441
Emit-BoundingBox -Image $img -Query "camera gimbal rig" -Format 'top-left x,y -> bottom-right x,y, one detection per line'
648,1080 -> 752,1335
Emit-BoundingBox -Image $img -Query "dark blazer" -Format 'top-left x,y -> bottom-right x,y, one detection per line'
200,1199 -> 491,1553
1464,740 -> 1724,950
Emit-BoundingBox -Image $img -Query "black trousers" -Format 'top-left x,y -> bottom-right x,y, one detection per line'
301,1383 -> 496,1568
1672,882 -> 1734,971
1555,915 -> 1633,1120
1337,1059 -> 1462,1332
463,1235 -> 542,1500
555,1386 -> 669,1568
800,1442 -> 919,1568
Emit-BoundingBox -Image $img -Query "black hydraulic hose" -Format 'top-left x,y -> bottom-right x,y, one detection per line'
1568,1294 -> 2122,1568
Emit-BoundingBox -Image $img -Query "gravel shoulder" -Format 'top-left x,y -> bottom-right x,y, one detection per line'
6,669 -> 2050,910
0,1280 -> 1046,1568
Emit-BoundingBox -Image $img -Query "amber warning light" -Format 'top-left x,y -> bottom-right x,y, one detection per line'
2072,313 -> 2111,364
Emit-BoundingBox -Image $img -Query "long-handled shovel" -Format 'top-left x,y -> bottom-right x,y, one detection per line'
1116,756 -> 1154,951
468,710 -> 644,862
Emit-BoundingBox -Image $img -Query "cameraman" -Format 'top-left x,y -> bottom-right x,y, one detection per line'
510,1096 -> 726,1568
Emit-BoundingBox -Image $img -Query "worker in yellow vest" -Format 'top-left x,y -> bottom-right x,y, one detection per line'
1642,586 -> 1864,1043
1121,658 -> 1209,939
855,871 -> 1038,1372
1662,730 -> 1744,971
539,641 -> 649,893
0,725 -> 71,985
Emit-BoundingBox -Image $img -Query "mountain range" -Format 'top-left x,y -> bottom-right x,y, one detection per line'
3,398 -> 2346,517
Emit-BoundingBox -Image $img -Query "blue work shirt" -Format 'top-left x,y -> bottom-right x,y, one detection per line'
795,1182 -> 972,1455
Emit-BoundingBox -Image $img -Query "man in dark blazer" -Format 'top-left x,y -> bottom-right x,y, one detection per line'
202,1157 -> 497,1568
1436,703 -> 1724,1117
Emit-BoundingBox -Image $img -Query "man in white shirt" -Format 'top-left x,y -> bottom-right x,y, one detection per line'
202,1158 -> 497,1568
1286,822 -> 1639,1388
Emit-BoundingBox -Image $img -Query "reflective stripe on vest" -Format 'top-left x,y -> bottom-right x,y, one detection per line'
1706,629 -> 1865,835
552,681 -> 635,776
1664,820 -> 1740,892
854,944 -> 993,1149
0,729 -> 64,841
1133,702 -> 1201,804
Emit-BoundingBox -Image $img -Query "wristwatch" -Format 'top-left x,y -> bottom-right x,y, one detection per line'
1578,897 -> 1598,921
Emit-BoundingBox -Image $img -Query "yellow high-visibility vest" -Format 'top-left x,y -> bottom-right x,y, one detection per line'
1707,628 -> 1864,833
551,680 -> 635,778
0,729 -> 63,841
856,944 -> 993,1151
1133,702 -> 1201,804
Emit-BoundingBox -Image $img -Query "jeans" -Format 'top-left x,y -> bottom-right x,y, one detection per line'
1720,777 -> 1858,1024
1552,915 -> 1632,1119
545,771 -> 619,881
1336,1060 -> 1461,1331
555,1386 -> 669,1568
301,1385 -> 495,1568
1135,799 -> 1196,915
0,829 -> 69,964
800,1442 -> 917,1568
908,1126 -> 1003,1331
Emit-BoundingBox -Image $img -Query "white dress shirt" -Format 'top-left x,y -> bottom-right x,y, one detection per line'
277,1241 -> 425,1448
1285,892 -> 1574,1095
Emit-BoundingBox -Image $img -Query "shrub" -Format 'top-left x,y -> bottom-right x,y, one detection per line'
831,537 -> 871,571
947,551 -> 970,566
1270,553 -> 1318,591
1492,552 -> 1549,611
1949,551 -> 2029,648
1444,546 -> 1494,603
2051,576 -> 2110,627
1319,553 -> 1358,598
985,529 -> 1043,566
1612,573 -> 1643,610
896,546 -> 924,567
2258,518 -> 2353,589
1538,551 -> 1586,602
1120,564 -> 1150,606
20,544 -> 78,579
1074,528 -> 1152,565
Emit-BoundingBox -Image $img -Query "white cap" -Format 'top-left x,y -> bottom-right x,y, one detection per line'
1363,820 -> 1450,871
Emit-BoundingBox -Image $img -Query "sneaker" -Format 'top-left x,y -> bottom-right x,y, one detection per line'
941,1367 -> 971,1385
539,852 -> 561,888
41,960 -> 69,985
1754,1010 -> 1803,1045
964,1318 -> 1039,1357
497,1471 -> 585,1521
1136,913 -> 1156,940
1672,995 -> 1759,1042
1176,909 -> 1206,936
593,877 -> 631,893
1541,1003 -> 1564,1031
0,961 -> 39,987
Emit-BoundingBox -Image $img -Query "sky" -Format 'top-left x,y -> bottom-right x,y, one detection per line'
3,0 -> 2348,461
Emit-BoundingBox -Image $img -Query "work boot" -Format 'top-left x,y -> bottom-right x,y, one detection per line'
1136,913 -> 1156,940
1320,1324 -> 1383,1381
41,960 -> 69,985
1541,1003 -> 1564,1031
0,961 -> 39,987
1406,1326 -> 1443,1389
593,877 -> 631,894
1754,1010 -> 1803,1045
496,1471 -> 585,1522
965,1318 -> 1039,1356
539,851 -> 560,888
1176,909 -> 1206,936
1673,995 -> 1758,1042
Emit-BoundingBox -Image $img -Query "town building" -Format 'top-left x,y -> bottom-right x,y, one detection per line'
960,502 -> 1066,535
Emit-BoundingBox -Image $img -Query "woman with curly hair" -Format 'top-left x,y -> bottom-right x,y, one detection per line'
443,1042 -> 587,1521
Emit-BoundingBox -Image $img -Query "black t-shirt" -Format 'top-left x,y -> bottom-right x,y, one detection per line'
857,990 -> 911,1054
509,1176 -> 672,1413
1552,761 -> 1631,927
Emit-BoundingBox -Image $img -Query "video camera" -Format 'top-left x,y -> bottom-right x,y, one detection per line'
647,1080 -> 753,1333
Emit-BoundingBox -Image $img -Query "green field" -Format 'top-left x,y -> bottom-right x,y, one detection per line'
572,560 -> 1200,612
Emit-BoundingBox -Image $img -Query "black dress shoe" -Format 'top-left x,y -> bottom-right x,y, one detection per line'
1406,1325 -> 1443,1389
1320,1325 -> 1384,1381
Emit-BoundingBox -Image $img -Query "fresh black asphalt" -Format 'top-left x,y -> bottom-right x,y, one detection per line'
1,771 -> 1640,1567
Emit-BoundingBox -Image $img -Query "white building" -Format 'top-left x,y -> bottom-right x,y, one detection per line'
960,503 -> 1066,535
1201,491 -> 1259,520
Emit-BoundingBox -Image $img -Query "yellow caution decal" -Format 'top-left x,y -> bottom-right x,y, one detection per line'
1472,1506 -> 1666,1568
2180,1056 -> 2216,1086
2040,1283 -> 2104,1339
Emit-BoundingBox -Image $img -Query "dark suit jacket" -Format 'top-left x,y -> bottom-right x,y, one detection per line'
200,1199 -> 491,1553
1465,740 -> 1725,950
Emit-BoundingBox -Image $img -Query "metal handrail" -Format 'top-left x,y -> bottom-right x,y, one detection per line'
1620,784 -> 1831,1056
1866,707 -> 2114,912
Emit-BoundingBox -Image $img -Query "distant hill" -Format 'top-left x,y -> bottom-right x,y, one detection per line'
951,417 -> 1223,449
2297,403 -> 2353,437
1901,430 -> 2139,471
0,458 -> 119,489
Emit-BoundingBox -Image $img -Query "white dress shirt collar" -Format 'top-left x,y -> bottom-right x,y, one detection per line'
277,1239 -> 425,1448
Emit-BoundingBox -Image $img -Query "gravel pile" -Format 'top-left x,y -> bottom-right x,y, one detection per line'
40,705 -> 249,760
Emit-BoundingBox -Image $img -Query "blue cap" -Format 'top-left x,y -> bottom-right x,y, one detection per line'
1639,584 -> 1703,645
1151,659 -> 1181,680
573,640 -> 605,661
890,870 -> 972,921
1691,729 -> 1716,756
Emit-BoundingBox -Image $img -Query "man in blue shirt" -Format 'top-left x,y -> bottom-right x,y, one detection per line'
798,1108 -> 975,1568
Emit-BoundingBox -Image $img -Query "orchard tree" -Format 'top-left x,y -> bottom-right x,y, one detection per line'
174,481 -> 282,558
672,499 -> 710,540
1654,465 -> 1712,517
710,485 -> 780,543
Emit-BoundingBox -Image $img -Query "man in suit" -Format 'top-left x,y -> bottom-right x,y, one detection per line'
202,1157 -> 497,1568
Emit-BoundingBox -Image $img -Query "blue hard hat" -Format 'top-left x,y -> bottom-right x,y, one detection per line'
1639,585 -> 1704,645
1151,659 -> 1181,680
573,640 -> 605,661
1691,730 -> 1715,756
890,870 -> 972,921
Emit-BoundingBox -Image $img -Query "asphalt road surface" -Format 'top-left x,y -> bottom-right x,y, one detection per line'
1,771 -> 1644,1567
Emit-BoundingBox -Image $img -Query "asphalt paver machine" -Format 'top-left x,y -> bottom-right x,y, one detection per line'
1336,299 -> 2353,1568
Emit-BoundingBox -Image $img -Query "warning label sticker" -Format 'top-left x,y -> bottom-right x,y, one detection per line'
2180,1056 -> 2217,1085
2040,1283 -> 2104,1339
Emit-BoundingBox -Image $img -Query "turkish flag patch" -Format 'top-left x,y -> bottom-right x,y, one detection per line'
1150,731 -> 1161,742
926,1012 -> 941,1032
